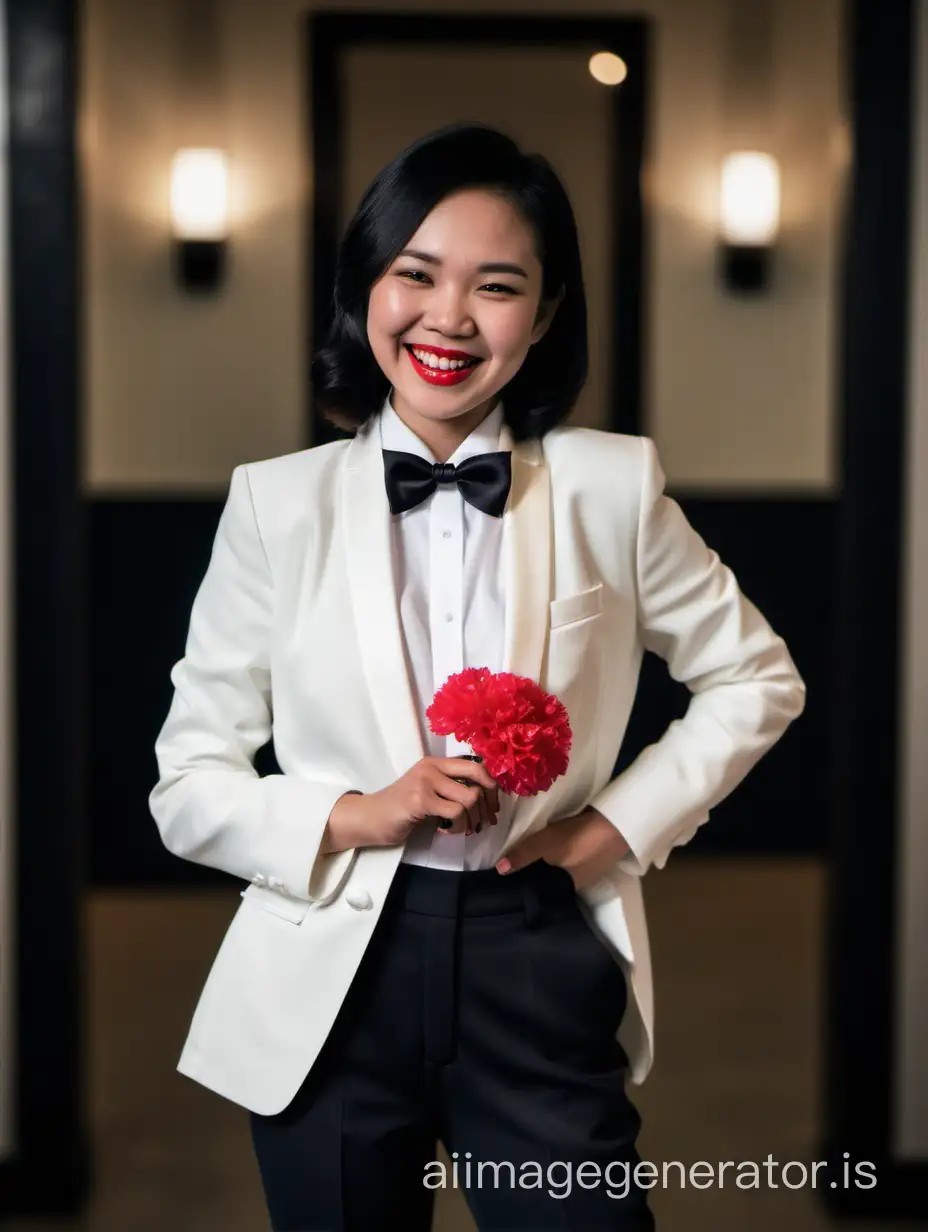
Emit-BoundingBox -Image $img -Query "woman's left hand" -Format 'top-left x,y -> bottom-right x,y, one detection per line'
495,807 -> 631,891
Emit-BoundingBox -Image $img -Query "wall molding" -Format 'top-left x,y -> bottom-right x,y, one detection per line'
92,491 -> 834,885
0,0 -> 89,1216
820,0 -> 928,1216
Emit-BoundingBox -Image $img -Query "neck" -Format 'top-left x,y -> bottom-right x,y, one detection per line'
389,393 -> 499,463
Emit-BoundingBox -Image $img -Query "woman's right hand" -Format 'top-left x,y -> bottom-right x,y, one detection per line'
323,757 -> 501,852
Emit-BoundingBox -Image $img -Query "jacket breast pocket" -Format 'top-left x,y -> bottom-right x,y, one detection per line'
549,582 -> 604,630
545,583 -> 606,729
239,882 -> 313,924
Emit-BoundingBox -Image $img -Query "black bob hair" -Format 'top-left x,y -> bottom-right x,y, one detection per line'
311,122 -> 588,442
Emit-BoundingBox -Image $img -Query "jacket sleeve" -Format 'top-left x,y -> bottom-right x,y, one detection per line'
148,463 -> 357,905
588,436 -> 807,876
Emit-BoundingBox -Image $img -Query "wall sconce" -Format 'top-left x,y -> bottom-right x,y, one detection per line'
718,151 -> 780,293
588,51 -> 628,86
170,148 -> 229,293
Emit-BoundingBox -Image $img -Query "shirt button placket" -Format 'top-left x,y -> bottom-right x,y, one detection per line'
433,490 -> 466,748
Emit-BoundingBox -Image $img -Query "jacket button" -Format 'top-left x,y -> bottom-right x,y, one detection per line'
346,889 -> 373,911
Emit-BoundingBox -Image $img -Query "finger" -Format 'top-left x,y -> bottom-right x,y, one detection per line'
465,796 -> 481,836
482,787 -> 495,830
483,785 -> 498,829
472,787 -> 490,835
429,796 -> 468,834
497,831 -> 546,874
424,812 -> 458,834
487,784 -> 500,820
431,771 -> 482,811
443,758 -> 498,795
431,780 -> 479,834
433,788 -> 473,837
437,776 -> 487,836
458,780 -> 485,836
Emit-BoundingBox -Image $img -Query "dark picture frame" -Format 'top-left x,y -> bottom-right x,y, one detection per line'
306,11 -> 650,447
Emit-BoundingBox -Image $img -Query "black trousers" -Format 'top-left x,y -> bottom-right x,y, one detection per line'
249,859 -> 655,1231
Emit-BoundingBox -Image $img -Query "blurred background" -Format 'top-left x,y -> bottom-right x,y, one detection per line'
1,0 -> 926,1227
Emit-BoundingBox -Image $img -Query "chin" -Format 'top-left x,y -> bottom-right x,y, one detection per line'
396,386 -> 488,418
410,402 -> 476,423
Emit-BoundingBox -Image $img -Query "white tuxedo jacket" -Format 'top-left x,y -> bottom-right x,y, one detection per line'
149,414 -> 806,1116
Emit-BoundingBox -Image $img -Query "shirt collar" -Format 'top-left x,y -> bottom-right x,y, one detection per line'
378,391 -> 504,463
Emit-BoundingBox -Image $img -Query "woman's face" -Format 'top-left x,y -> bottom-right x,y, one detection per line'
366,188 -> 560,436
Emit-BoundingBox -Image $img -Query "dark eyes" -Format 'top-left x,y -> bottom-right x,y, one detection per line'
396,269 -> 518,295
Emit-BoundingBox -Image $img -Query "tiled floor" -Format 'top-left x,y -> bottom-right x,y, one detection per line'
2,857 -> 925,1230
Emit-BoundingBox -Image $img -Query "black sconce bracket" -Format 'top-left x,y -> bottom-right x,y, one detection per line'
719,242 -> 771,294
174,239 -> 227,293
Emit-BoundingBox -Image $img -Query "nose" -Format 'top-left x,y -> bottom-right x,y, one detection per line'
421,282 -> 476,339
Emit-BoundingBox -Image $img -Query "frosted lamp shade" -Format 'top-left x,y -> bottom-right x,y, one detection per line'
588,52 -> 628,86
719,152 -> 780,245
170,149 -> 228,241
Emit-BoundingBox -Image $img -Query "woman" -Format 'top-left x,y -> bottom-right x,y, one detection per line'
149,122 -> 806,1230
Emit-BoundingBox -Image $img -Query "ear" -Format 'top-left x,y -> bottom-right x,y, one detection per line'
530,284 -> 565,346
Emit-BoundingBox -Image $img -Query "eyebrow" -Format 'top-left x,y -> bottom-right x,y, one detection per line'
397,248 -> 529,279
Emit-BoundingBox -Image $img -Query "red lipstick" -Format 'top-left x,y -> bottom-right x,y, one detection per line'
404,343 -> 483,387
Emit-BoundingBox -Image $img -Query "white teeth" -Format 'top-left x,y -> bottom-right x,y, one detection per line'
410,347 -> 477,371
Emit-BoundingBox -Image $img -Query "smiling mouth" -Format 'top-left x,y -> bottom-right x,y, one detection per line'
402,343 -> 485,387
402,344 -> 483,372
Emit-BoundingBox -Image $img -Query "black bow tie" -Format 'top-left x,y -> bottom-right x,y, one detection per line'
382,449 -> 512,517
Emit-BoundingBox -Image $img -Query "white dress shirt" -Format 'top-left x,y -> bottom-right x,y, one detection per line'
379,391 -> 515,871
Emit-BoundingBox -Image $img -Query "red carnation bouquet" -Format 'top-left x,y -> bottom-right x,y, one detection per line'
426,667 -> 572,797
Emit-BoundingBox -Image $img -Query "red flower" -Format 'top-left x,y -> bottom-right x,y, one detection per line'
426,667 -> 572,796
